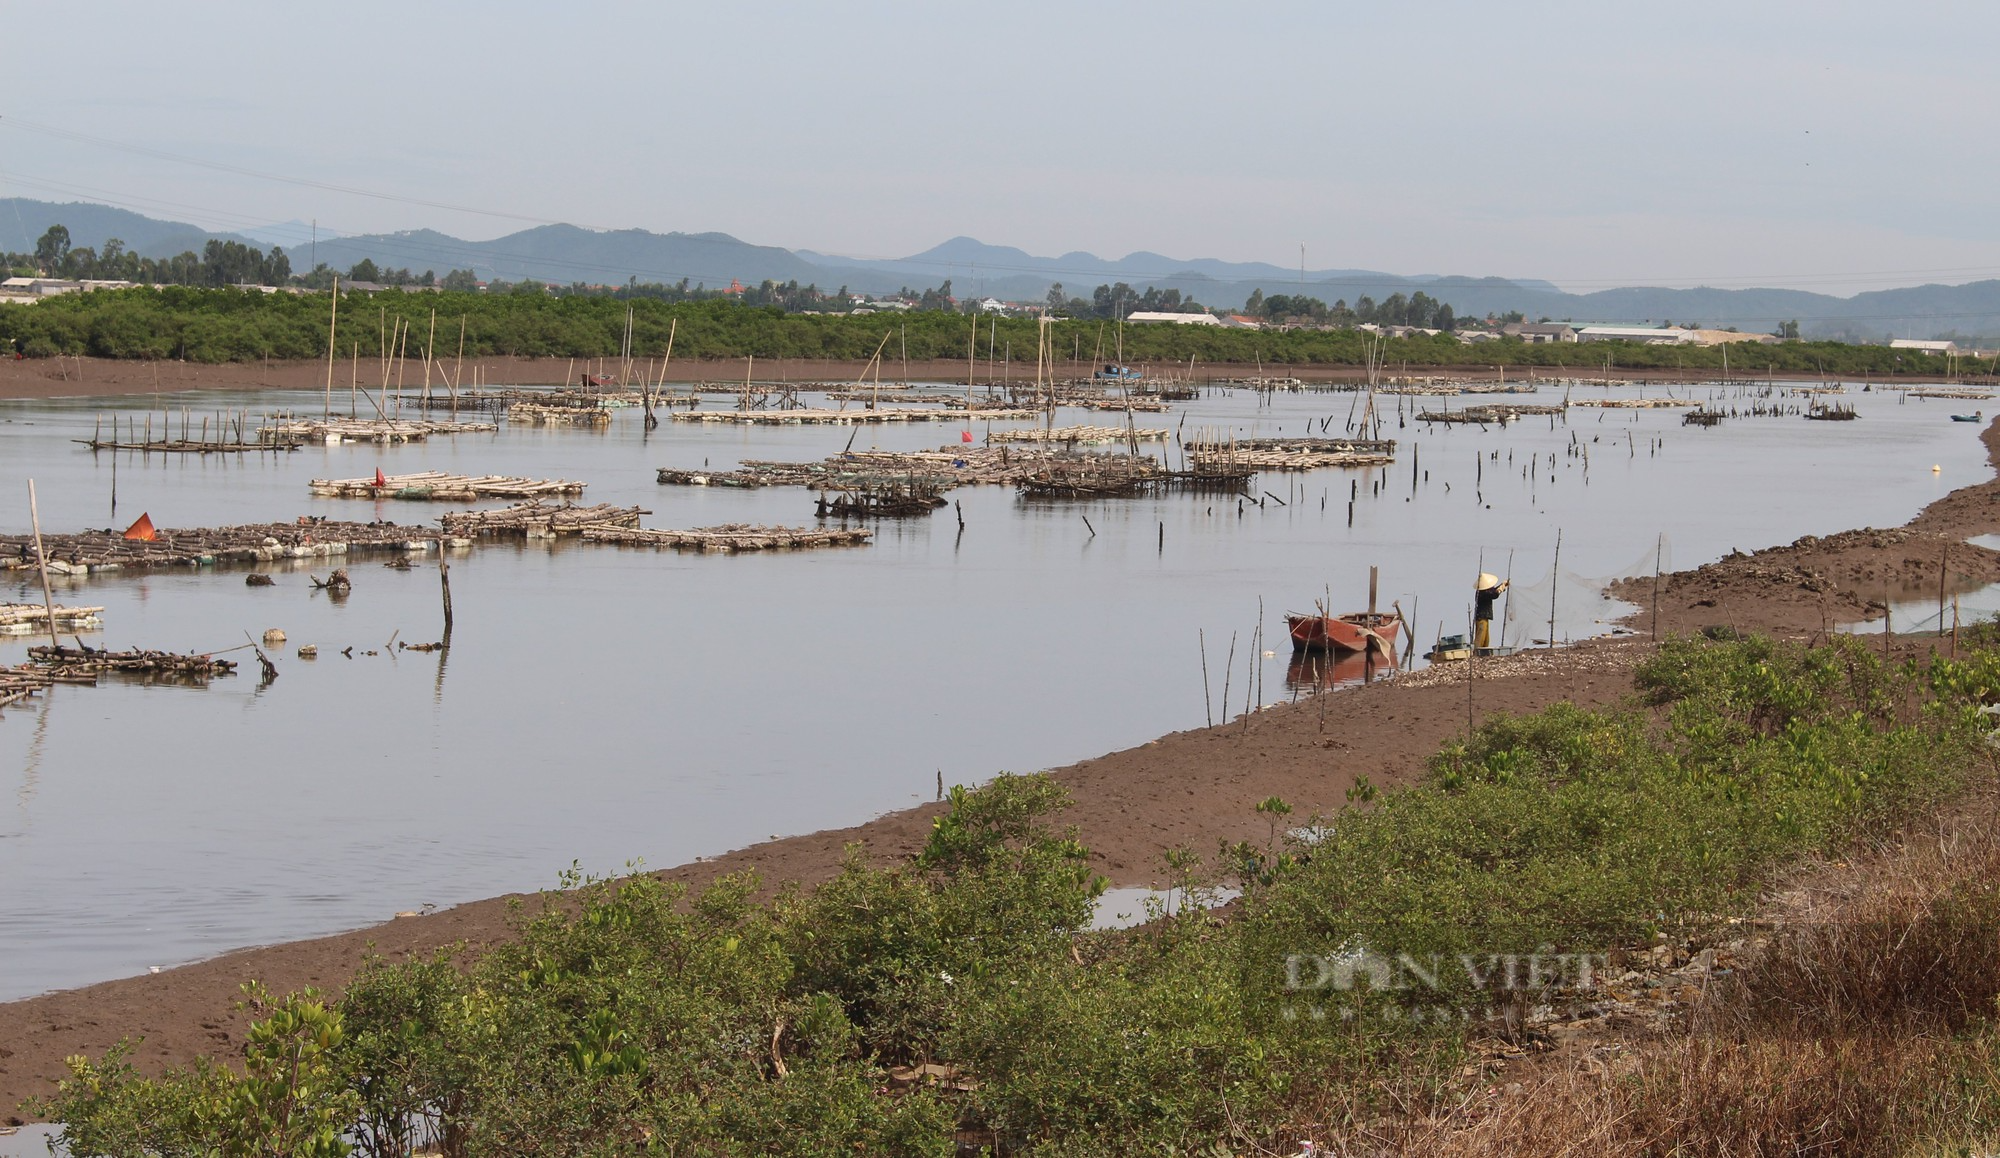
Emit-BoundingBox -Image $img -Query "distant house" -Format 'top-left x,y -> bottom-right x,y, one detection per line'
1687,329 -> 1778,347
1220,315 -> 1263,329
0,277 -> 83,298
1126,311 -> 1221,326
1890,338 -> 1958,355
1503,322 -> 1578,344
977,297 -> 1009,314
1575,325 -> 1695,346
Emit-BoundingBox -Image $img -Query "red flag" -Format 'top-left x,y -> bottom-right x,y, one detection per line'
960,429 -> 974,443
122,513 -> 156,542
373,468 -> 388,488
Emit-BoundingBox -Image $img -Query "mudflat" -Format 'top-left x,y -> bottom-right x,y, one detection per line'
0,354 -> 1913,402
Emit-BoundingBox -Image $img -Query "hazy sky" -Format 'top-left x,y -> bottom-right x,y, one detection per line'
8,0 -> 1997,295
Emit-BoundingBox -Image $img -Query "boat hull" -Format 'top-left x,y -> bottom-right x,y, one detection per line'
1286,613 -> 1399,655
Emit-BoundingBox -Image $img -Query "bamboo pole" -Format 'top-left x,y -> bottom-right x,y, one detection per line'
324,277 -> 339,420
27,479 -> 60,652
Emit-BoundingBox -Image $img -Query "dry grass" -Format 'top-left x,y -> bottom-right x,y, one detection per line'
1302,783 -> 2000,1157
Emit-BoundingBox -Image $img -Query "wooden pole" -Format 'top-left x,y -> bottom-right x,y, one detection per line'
1651,535 -> 1662,642
440,557 -> 454,641
27,479 -> 60,652
1548,529 -> 1562,648
323,277 -> 339,420
1939,541 -> 1948,637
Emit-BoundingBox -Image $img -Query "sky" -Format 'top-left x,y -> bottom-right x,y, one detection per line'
6,0 -> 1999,296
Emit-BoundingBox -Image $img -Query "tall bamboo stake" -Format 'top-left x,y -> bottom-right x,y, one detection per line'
27,479 -> 60,652
323,277 -> 339,420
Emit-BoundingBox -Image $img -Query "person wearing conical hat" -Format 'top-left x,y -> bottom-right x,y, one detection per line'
1474,571 -> 1508,651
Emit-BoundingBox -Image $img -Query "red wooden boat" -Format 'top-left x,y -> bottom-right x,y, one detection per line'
1285,610 -> 1399,655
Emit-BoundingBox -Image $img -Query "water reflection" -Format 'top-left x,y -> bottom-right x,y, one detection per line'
1284,650 -> 1396,695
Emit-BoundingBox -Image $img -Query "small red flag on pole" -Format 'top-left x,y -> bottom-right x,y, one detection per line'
373,468 -> 388,488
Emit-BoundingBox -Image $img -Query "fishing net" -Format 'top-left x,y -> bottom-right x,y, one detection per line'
1487,535 -> 1675,646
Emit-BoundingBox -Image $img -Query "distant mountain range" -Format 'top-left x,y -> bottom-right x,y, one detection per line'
3,198 -> 1994,342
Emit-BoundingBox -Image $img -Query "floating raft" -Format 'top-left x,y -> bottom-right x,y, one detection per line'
507,402 -> 614,426
260,417 -> 499,443
988,424 -> 1169,444
1073,396 -> 1173,412
1570,398 -> 1699,409
309,471 -> 587,501
1683,409 -> 1726,427
580,524 -> 873,552
0,520 -> 444,575
0,603 -> 104,633
1016,455 -> 1173,499
658,446 -> 1163,491
1911,389 -> 1994,401
671,406 -> 1037,426
438,502 -> 646,540
1184,437 -> 1396,471
1416,404 -> 1565,424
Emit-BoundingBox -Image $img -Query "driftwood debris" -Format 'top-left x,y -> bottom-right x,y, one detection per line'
27,643 -> 237,680
580,524 -> 874,552
438,502 -> 647,540
309,471 -> 587,501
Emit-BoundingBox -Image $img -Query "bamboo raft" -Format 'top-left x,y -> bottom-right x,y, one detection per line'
0,603 -> 105,633
1911,389 -> 1994,401
1184,437 -> 1397,471
507,402 -> 614,426
580,524 -> 874,552
1415,404 -> 1566,425
1683,409 -> 1726,427
1017,456 -> 1168,499
659,445 -> 1165,491
671,406 -> 1038,426
1570,398 -> 1699,409
437,502 -> 646,539
0,520 -> 444,575
1073,397 -> 1173,412
309,471 -> 587,501
260,417 -> 499,443
987,424 -> 1169,445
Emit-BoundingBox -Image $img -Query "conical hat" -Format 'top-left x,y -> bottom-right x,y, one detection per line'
1476,572 -> 1501,590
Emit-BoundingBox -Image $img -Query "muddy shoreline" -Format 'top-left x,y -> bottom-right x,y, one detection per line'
5,410 -> 2000,1120
0,354 -> 1974,402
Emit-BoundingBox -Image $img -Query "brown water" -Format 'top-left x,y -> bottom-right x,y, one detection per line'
0,382 -> 1985,999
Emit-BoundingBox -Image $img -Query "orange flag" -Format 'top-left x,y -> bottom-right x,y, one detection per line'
373,468 -> 388,488
122,513 -> 157,541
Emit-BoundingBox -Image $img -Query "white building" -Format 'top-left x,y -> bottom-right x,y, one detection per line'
1126,311 -> 1220,326
1890,339 -> 1958,354
1575,326 -> 1695,346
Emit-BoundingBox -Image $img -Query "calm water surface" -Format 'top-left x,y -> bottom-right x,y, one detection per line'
0,381 -> 1985,999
